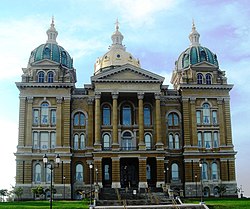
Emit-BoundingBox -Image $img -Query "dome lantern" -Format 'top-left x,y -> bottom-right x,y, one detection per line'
189,20 -> 200,46
110,19 -> 125,50
46,16 -> 58,44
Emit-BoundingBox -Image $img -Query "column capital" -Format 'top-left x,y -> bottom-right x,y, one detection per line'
95,92 -> 101,99
112,92 -> 119,99
154,92 -> 161,100
137,92 -> 144,100
87,98 -> 94,105
27,96 -> 33,104
56,97 -> 63,104
190,97 -> 196,104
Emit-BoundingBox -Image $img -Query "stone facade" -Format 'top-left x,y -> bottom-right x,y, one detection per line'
15,20 -> 237,199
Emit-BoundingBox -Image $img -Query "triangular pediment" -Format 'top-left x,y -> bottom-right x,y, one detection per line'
192,61 -> 218,69
31,59 -> 60,66
91,63 -> 164,83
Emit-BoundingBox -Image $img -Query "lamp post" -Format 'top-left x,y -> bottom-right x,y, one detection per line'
43,154 -> 60,209
95,168 -> 98,185
89,163 -> 93,206
195,174 -> 198,197
63,176 -> 66,200
199,162 -> 203,203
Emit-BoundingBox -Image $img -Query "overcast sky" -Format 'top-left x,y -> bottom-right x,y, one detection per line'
0,0 -> 249,197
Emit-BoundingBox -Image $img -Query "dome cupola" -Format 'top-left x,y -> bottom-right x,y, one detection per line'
176,21 -> 219,70
94,20 -> 140,75
28,18 -> 73,69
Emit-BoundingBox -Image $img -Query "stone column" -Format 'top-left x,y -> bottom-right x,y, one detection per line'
156,157 -> 165,187
18,97 -> 26,147
56,97 -> 63,147
138,93 -> 145,150
87,98 -> 94,149
112,92 -> 119,150
94,92 -> 102,150
63,97 -> 71,147
139,157 -> 147,188
26,96 -> 33,148
111,157 -> 121,188
155,93 -> 163,150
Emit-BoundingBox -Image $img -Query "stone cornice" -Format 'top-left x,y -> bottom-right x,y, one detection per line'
16,82 -> 75,89
177,84 -> 233,90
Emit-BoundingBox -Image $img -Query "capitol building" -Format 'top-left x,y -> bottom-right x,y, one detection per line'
15,18 -> 237,199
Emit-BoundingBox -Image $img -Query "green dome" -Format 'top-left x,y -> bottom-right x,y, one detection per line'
177,45 -> 218,69
176,21 -> 219,70
29,43 -> 73,69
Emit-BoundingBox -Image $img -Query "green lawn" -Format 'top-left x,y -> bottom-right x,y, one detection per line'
0,200 -> 89,209
184,198 -> 250,209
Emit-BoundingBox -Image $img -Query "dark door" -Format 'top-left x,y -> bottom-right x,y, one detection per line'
146,157 -> 156,187
102,158 -> 112,188
120,158 -> 139,188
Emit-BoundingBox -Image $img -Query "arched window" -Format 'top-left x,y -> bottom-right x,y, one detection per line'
200,50 -> 206,62
61,51 -> 67,66
47,71 -> 54,83
202,103 -> 210,124
74,134 -> 79,150
171,163 -> 179,180
34,164 -> 41,183
122,105 -> 132,125
168,113 -> 179,126
38,71 -> 45,83
175,134 -> 180,149
145,134 -> 152,150
46,165 -> 51,183
144,105 -> 151,126
183,54 -> 189,68
169,134 -> 174,149
122,131 -> 132,150
103,134 -> 111,150
74,112 -> 85,126
206,73 -> 212,84
80,134 -> 85,150
212,163 -> 218,180
102,105 -> 111,125
202,163 -> 208,180
44,47 -> 51,59
197,73 -> 203,84
76,164 -> 83,182
41,102 -> 49,125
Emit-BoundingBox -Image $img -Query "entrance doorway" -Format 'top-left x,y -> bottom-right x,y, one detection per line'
102,158 -> 112,188
120,158 -> 139,188
146,157 -> 157,187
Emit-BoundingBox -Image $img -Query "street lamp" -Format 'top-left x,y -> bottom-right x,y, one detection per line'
95,168 -> 98,185
194,174 -> 198,197
63,176 -> 66,200
199,162 -> 203,204
89,163 -> 93,206
43,154 -> 60,209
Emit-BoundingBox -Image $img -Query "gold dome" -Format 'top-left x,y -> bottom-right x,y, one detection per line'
94,20 -> 140,75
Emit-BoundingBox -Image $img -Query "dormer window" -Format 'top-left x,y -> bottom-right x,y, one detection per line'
44,47 -> 51,59
197,73 -> 203,84
38,71 -> 45,83
205,73 -> 212,84
200,50 -> 206,62
61,51 -> 67,66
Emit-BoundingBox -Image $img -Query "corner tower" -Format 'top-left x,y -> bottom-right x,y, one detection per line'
171,22 -> 237,197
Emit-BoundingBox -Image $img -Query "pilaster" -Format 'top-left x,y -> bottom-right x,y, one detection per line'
111,157 -> 121,188
139,157 -> 147,188
56,97 -> 63,147
155,93 -> 163,150
156,157 -> 165,187
138,92 -> 145,150
112,92 -> 119,150
87,98 -> 94,149
94,92 -> 102,150
25,96 -> 33,148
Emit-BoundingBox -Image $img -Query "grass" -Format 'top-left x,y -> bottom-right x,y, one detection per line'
0,200 -> 89,209
0,198 -> 249,208
184,198 -> 250,209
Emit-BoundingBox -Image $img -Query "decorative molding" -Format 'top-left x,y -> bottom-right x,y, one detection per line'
137,92 -> 144,100
112,92 -> 119,99
154,92 -> 161,100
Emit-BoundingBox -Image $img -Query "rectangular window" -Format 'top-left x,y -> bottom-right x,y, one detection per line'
122,107 -> 131,125
212,111 -> 217,124
213,132 -> 219,148
33,132 -> 38,149
196,111 -> 201,124
144,107 -> 151,126
204,132 -> 212,149
51,110 -> 56,125
33,109 -> 39,125
51,132 -> 56,149
103,107 -> 111,125
40,132 -> 49,150
198,132 -> 202,148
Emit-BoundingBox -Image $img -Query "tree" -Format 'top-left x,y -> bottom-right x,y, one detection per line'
11,186 -> 23,201
31,185 -> 44,199
218,185 -> 227,197
0,189 -> 8,202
